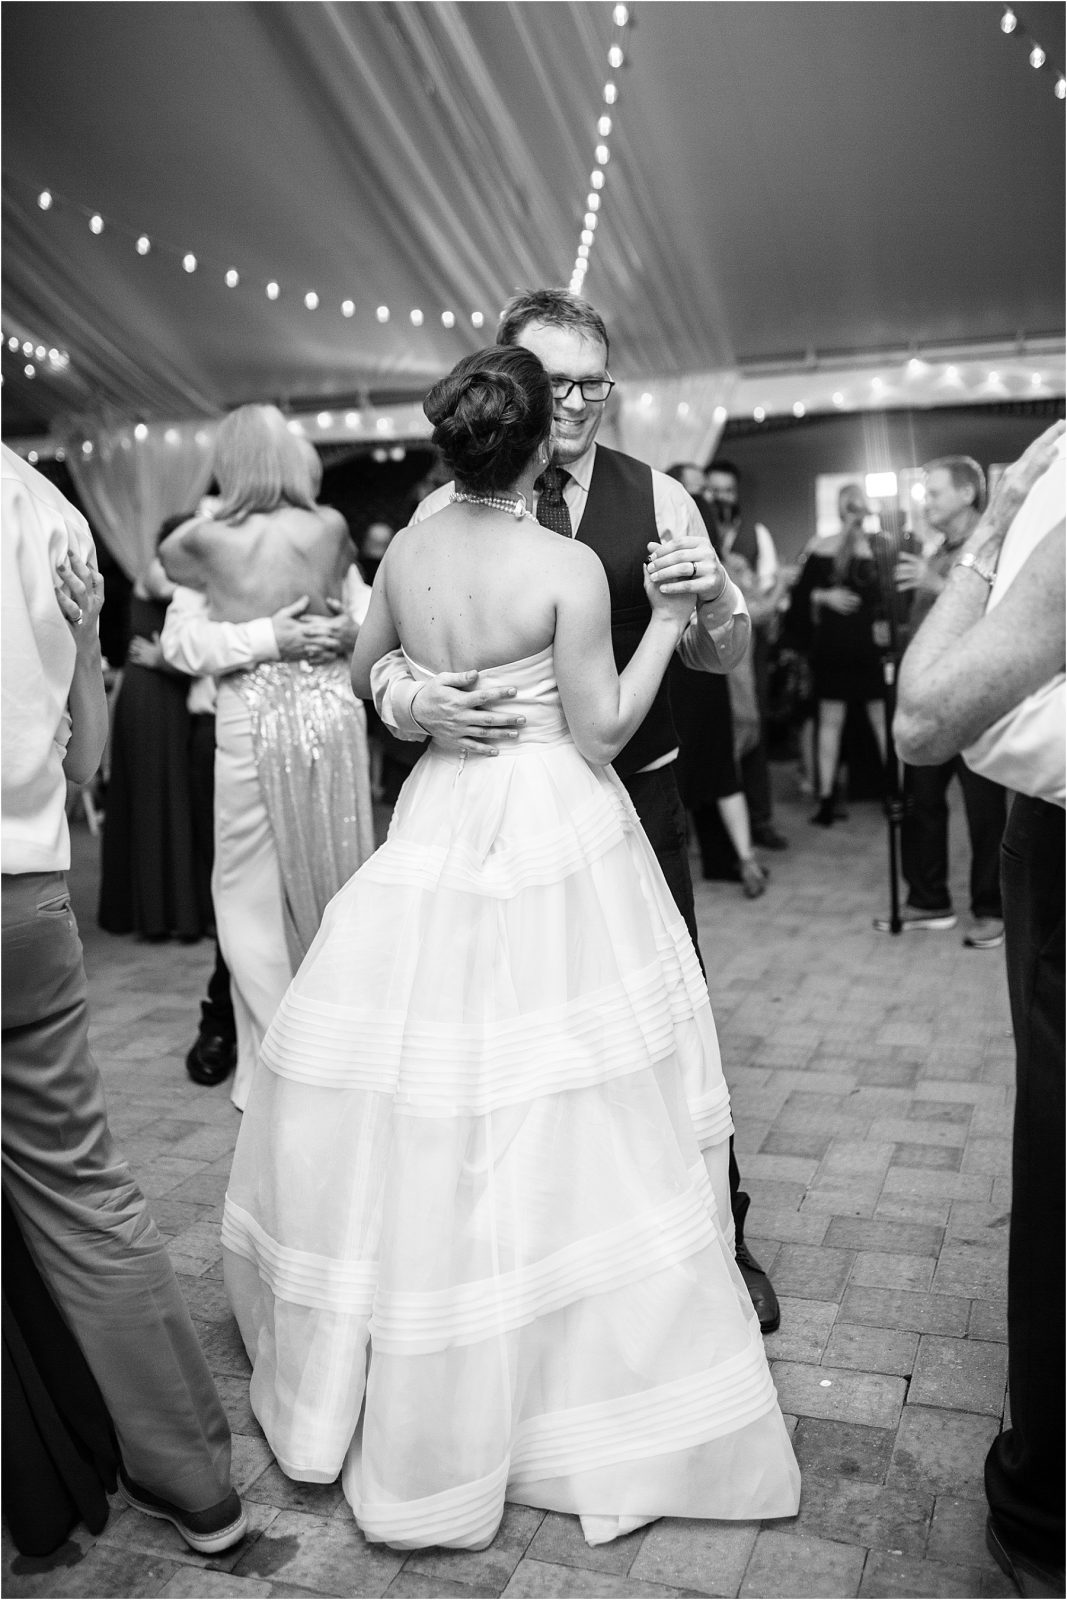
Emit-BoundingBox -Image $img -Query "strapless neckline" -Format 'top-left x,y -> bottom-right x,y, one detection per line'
402,643 -> 554,678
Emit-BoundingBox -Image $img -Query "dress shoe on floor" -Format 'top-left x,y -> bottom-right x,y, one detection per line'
733,1191 -> 781,1334
985,1514 -> 1065,1598
186,1030 -> 236,1087
964,916 -> 1005,950
119,1472 -> 247,1555
738,858 -> 768,900
751,824 -> 789,851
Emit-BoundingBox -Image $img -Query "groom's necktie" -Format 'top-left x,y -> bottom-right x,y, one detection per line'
535,466 -> 573,539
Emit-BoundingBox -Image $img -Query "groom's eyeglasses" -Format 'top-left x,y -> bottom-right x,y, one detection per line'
550,376 -> 616,403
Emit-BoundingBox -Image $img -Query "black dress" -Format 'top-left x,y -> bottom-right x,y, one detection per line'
789,549 -> 884,703
2,1195 -> 119,1556
98,594 -> 209,940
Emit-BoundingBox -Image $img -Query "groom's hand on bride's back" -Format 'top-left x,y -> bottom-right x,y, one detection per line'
412,670 -> 526,756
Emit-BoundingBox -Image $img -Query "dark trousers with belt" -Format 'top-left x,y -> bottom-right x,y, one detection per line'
984,796 -> 1065,1569
620,763 -> 742,1208
901,757 -> 1006,918
189,712 -> 236,1043
1,871 -> 233,1511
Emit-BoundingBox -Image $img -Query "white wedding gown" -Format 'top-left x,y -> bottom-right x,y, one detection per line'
222,645 -> 800,1549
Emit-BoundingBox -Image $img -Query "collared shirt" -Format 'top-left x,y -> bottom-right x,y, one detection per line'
1,446 -> 96,873
374,443 -> 750,763
718,519 -> 780,596
962,438 -> 1066,807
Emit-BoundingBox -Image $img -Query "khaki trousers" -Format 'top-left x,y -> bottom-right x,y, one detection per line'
1,870 -> 232,1511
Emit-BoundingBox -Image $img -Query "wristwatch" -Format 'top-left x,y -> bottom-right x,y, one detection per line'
954,551 -> 998,587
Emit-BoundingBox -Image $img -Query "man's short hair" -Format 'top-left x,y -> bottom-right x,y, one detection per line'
707,459 -> 741,483
497,289 -> 610,363
922,455 -> 987,513
665,462 -> 705,483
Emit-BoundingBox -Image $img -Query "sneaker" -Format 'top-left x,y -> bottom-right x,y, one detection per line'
964,917 -> 1005,950
873,906 -> 958,933
118,1472 -> 247,1554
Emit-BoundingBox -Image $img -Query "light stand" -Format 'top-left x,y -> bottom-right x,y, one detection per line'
870,531 -> 913,935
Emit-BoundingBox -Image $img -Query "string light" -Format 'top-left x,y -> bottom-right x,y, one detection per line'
21,176 -> 494,334
23,363 -> 35,378
998,7 -> 1064,99
603,82 -> 618,104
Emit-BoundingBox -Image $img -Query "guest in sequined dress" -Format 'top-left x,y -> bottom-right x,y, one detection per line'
160,405 -> 374,1110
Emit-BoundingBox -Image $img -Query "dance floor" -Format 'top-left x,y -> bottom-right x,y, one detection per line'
3,774 -> 1019,1598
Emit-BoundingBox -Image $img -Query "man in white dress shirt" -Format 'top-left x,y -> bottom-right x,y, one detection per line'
0,445 -> 246,1552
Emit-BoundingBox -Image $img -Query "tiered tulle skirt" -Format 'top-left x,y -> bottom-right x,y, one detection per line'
222,735 -> 799,1548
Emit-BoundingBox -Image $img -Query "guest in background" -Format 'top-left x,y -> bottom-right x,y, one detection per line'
98,516 -> 209,941
894,421 -> 1064,1599
160,404 -> 375,1110
879,456 -> 1007,946
705,460 -> 789,852
358,519 -> 395,586
788,484 -> 887,826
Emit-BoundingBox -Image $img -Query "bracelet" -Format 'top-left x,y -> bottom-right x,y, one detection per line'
954,551 -> 998,587
409,684 -> 431,736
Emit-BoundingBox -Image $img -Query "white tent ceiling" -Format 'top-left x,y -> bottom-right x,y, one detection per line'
2,0 -> 1064,442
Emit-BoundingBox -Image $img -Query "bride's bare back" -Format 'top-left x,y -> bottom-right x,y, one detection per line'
161,504 -> 353,623
385,505 -> 579,672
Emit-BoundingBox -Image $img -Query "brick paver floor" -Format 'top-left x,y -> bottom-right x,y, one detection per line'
3,776 -> 1021,1598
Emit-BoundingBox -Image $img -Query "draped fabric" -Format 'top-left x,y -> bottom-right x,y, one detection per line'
607,374 -> 739,472
5,4 -> 1060,449
60,414 -> 216,579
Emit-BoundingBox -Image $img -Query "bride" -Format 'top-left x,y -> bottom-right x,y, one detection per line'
222,345 -> 800,1550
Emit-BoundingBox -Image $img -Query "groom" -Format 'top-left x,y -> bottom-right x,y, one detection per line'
370,287 -> 780,1335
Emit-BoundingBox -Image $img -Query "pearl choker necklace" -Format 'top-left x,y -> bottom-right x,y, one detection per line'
449,489 -> 532,521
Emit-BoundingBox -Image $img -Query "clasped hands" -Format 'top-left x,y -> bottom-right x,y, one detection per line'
271,596 -> 358,663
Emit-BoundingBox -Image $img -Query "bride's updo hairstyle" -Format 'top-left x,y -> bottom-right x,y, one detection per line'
423,346 -> 552,494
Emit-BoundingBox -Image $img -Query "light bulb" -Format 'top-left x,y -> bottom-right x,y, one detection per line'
581,229 -> 594,246
23,363 -> 35,378
584,212 -> 598,229
713,405 -> 728,425
598,115 -> 612,137
136,235 -> 151,255
89,214 -> 104,234
1057,76 -> 1067,99
35,345 -> 46,360
793,401 -> 806,418
266,281 -> 280,300
441,310 -> 456,328
82,440 -> 93,456
304,291 -> 319,309
595,144 -> 610,164
578,244 -> 590,260
28,450 -> 38,463
37,191 -> 52,210
1000,7 -> 1017,31
342,299 -> 355,316
225,269 -> 240,287
591,170 -> 605,190
22,341 -> 33,356
753,405 -> 766,421
613,4 -> 629,24
317,412 -> 333,428
134,423 -> 148,441
608,45 -> 624,68
471,311 -> 485,328
6,336 -> 17,351
345,412 -> 362,428
1030,44 -> 1046,68
586,192 -> 600,211
183,254 -> 197,273
832,391 -> 846,407
410,308 -> 424,326
603,82 -> 618,104
376,305 -> 390,322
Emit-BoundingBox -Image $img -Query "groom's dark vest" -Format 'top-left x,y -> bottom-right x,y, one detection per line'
577,445 -> 679,778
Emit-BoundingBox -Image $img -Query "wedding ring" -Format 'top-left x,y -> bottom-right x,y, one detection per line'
688,561 -> 697,578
